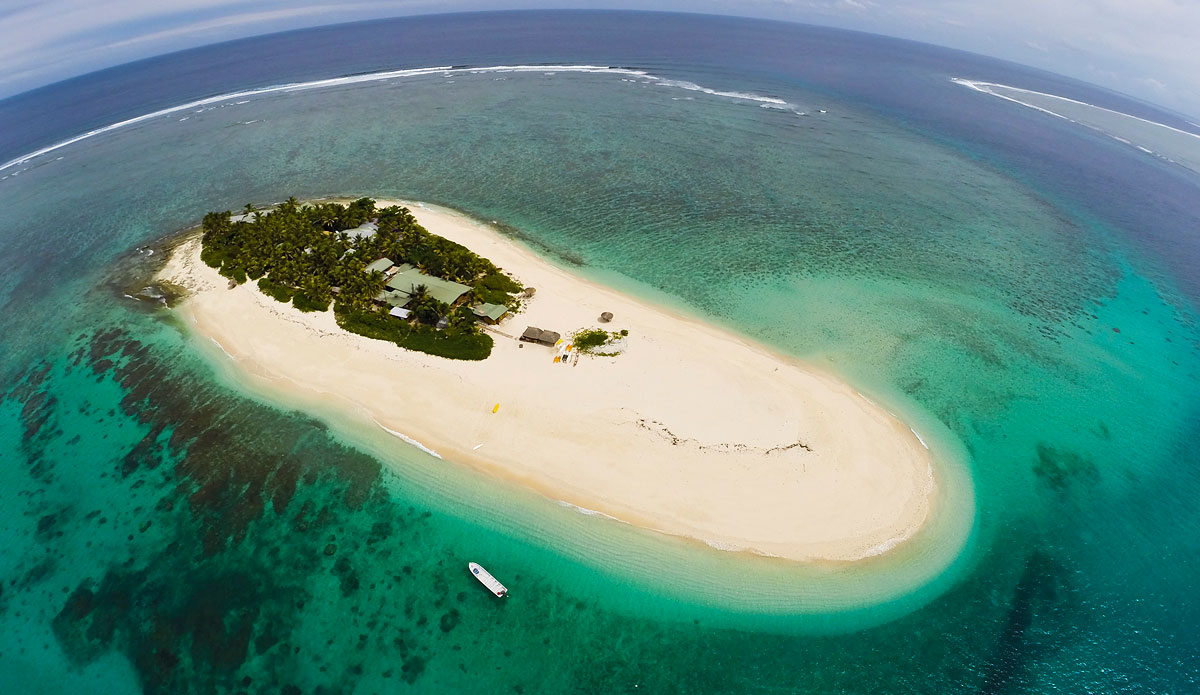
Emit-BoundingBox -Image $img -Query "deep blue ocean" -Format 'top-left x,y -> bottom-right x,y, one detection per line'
1,10 -> 1198,694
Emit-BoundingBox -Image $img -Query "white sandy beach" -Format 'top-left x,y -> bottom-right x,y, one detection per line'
159,201 -> 940,562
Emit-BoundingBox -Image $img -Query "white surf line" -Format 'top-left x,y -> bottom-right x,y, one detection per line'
650,77 -> 790,106
909,427 -> 929,450
702,538 -> 774,556
376,422 -> 444,459
207,336 -> 236,361
860,535 -> 906,558
555,501 -> 785,558
555,500 -> 627,523
1,64 -> 799,176
558,501 -> 788,558
951,77 -> 1200,141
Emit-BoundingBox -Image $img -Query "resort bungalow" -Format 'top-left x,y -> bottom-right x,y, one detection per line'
385,265 -> 472,307
471,302 -> 509,325
341,221 -> 379,239
374,289 -> 410,308
365,257 -> 395,275
520,326 -> 561,346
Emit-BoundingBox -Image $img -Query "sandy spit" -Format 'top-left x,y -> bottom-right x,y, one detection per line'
158,201 -> 939,562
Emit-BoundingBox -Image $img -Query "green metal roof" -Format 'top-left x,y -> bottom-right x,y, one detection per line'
374,290 -> 410,308
385,267 -> 471,306
365,257 -> 394,274
472,303 -> 508,321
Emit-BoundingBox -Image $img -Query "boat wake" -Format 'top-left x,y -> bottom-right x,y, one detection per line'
0,64 -> 813,177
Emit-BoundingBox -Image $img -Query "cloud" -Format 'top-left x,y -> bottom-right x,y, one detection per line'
835,0 -> 871,12
734,0 -> 1200,115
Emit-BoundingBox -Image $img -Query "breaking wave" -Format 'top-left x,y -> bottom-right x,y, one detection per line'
952,77 -> 1200,174
0,64 -> 808,177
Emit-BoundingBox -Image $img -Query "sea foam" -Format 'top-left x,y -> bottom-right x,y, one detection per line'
951,77 -> 1200,173
377,423 -> 443,459
556,500 -> 626,523
860,535 -> 905,558
951,78 -> 1200,139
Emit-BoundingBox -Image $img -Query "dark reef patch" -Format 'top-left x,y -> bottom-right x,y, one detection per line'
28,327 -> 463,692
76,328 -> 381,555
439,608 -> 461,634
52,563 -> 285,692
978,552 -> 1070,694
1032,443 -> 1100,495
6,363 -> 61,483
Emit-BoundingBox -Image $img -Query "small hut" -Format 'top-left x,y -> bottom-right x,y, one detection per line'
520,326 -> 561,346
471,303 -> 509,325
598,311 -> 613,323
342,221 -> 379,239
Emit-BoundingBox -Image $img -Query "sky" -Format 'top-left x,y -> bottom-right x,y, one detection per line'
0,1 -> 1198,118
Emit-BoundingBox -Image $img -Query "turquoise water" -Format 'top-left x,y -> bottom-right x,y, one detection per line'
2,14 -> 1199,693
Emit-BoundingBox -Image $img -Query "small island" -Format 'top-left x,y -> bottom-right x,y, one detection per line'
158,198 -> 957,563
199,197 -> 525,360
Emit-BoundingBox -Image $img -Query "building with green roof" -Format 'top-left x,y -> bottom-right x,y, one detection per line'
374,289 -> 411,308
385,267 -> 472,307
471,302 -> 509,324
365,257 -> 394,274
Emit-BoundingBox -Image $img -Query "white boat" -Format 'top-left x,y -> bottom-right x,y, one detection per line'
468,562 -> 508,597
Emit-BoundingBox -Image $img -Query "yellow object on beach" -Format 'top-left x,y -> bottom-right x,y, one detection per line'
553,355 -> 561,363
492,403 -> 500,414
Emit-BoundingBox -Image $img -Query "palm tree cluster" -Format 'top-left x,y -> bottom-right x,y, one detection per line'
199,197 -> 521,360
199,197 -> 521,318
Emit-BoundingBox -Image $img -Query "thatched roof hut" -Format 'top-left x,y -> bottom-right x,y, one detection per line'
599,312 -> 613,323
520,326 -> 561,346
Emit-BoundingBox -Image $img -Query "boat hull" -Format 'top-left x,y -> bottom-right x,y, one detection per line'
469,562 -> 508,597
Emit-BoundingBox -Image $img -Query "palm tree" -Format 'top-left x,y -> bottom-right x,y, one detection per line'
408,283 -> 430,305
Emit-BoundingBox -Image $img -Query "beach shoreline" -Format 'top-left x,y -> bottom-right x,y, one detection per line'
159,200 -> 946,563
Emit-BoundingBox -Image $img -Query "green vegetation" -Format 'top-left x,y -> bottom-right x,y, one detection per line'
572,328 -> 611,351
336,308 -> 493,361
256,277 -> 293,303
571,327 -> 626,355
472,271 -> 524,307
292,290 -> 331,313
200,197 -> 522,360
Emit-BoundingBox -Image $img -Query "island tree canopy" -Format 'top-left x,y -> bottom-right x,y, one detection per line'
199,197 -> 523,360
